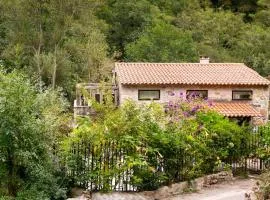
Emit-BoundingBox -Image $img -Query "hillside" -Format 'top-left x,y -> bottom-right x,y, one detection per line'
0,0 -> 269,99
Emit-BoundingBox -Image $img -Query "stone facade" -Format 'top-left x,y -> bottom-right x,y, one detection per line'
118,84 -> 270,121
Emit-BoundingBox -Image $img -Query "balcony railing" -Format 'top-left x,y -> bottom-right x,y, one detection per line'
74,83 -> 119,117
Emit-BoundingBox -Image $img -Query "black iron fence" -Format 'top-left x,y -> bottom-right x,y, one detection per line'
67,141 -> 137,191
230,127 -> 269,174
66,127 -> 269,192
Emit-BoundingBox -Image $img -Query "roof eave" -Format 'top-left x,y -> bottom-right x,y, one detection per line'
120,82 -> 270,86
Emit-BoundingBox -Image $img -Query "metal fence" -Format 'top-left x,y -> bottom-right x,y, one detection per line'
67,127 -> 269,192
68,141 -> 137,191
230,127 -> 268,174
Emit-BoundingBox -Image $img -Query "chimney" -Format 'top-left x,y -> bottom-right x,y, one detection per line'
200,56 -> 210,64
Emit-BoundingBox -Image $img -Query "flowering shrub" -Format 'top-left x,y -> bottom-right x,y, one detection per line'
156,94 -> 248,179
65,94 -> 250,191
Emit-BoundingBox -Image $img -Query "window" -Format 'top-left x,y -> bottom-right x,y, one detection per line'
232,90 -> 252,100
95,93 -> 101,103
112,93 -> 115,104
186,90 -> 208,99
80,95 -> 87,106
138,90 -> 160,100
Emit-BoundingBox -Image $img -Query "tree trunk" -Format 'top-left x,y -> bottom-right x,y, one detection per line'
36,23 -> 43,91
52,45 -> 57,89
7,149 -> 17,196
88,58 -> 92,82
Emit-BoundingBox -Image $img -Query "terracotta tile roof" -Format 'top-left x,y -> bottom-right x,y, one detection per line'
115,62 -> 270,86
212,101 -> 261,117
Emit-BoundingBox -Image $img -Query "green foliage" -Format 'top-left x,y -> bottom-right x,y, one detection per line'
256,124 -> 270,166
0,0 -> 112,100
65,98 -> 250,191
0,0 -> 269,197
210,0 -> 259,16
0,70 -> 70,199
96,0 -> 157,57
195,111 -> 250,171
125,22 -> 198,62
175,9 -> 270,76
0,0 -> 269,99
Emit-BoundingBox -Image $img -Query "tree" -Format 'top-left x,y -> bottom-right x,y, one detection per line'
148,0 -> 211,15
175,8 -> 270,75
147,0 -> 188,15
125,22 -> 198,62
0,0 -> 269,99
234,25 -> 270,76
255,0 -> 270,27
175,9 -> 247,61
97,0 -> 157,58
0,70 -> 69,199
0,0 -> 111,100
210,0 -> 259,14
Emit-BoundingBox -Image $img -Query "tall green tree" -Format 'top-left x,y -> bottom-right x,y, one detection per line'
0,0 -> 269,100
125,22 -> 198,62
235,25 -> 270,76
0,70 -> 69,199
148,0 -> 211,15
97,0 -> 158,58
175,9 -> 270,75
255,0 -> 270,27
0,0 -> 111,100
210,0 -> 259,13
175,9 -> 246,62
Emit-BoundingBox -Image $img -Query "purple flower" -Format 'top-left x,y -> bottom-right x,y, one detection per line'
174,116 -> 179,121
191,107 -> 197,112
183,111 -> 189,117
192,105 -> 200,112
179,92 -> 183,96
208,101 -> 214,107
168,91 -> 175,96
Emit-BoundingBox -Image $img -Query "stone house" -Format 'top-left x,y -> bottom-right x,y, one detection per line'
74,58 -> 270,125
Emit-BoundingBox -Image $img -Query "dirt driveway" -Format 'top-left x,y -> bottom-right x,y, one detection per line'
166,178 -> 257,200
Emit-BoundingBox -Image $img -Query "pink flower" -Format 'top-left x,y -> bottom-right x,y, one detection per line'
208,101 -> 214,107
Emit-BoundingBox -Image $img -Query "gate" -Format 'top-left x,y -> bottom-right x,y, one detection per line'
231,127 -> 268,174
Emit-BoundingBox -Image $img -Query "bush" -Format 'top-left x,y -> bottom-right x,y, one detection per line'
65,96 -> 250,191
257,124 -> 270,167
0,70 -> 70,199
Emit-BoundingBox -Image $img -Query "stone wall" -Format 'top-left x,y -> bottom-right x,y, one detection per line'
68,171 -> 234,200
118,84 -> 269,121
142,171 -> 233,200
